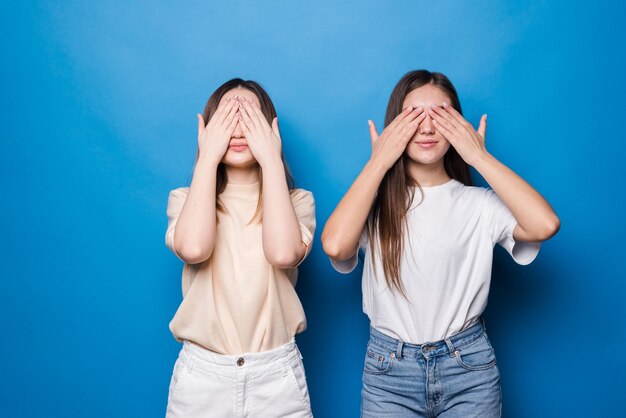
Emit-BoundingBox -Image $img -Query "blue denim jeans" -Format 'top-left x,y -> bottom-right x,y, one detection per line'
361,319 -> 502,417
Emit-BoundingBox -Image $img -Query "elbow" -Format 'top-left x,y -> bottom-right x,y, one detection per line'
266,250 -> 302,269
321,235 -> 352,261
542,215 -> 561,240
176,242 -> 212,264
322,239 -> 341,259
530,215 -> 561,242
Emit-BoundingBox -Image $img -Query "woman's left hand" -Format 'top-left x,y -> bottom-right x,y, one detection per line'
238,98 -> 283,168
429,103 -> 488,167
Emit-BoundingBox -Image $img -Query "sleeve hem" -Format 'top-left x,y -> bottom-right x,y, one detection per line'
329,253 -> 359,274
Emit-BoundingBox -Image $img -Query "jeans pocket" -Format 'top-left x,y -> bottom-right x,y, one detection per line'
363,343 -> 395,375
285,352 -> 311,410
168,353 -> 193,404
454,333 -> 497,371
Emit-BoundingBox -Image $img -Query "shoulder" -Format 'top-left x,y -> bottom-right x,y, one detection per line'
169,187 -> 189,199
450,182 -> 492,201
290,188 -> 314,204
168,187 -> 189,203
439,182 -> 496,214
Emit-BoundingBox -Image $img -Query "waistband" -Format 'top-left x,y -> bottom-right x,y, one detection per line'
182,339 -> 298,368
369,318 -> 487,359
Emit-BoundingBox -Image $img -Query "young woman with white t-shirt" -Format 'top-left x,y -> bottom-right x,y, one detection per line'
322,70 -> 559,417
164,79 -> 315,417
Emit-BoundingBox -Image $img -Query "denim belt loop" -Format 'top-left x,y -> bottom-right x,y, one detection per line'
395,340 -> 404,359
444,338 -> 458,358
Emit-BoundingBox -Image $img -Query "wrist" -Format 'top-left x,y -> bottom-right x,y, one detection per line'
258,152 -> 284,171
366,157 -> 391,176
365,158 -> 389,180
196,152 -> 221,170
471,150 -> 496,172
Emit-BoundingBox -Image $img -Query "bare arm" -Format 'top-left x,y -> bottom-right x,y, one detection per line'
173,99 -> 239,263
239,99 -> 305,268
321,107 -> 426,261
430,104 -> 560,242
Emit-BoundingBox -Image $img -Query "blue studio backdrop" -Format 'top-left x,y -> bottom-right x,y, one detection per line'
2,1 -> 625,417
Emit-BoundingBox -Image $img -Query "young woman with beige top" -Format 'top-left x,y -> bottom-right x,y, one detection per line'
164,79 -> 315,417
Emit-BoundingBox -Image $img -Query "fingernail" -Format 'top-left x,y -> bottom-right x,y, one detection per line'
442,102 -> 448,107
417,106 -> 423,112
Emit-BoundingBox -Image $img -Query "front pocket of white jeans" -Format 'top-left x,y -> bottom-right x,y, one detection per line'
168,356 -> 188,402
286,362 -> 310,408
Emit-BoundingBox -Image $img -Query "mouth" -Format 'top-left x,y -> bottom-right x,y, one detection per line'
415,140 -> 438,149
228,142 -> 248,152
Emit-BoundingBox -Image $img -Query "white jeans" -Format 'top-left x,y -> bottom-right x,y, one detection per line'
166,339 -> 313,418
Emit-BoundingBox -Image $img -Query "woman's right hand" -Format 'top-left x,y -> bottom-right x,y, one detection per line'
368,106 -> 425,171
197,98 -> 239,164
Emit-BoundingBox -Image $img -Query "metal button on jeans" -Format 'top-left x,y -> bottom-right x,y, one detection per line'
237,357 -> 245,366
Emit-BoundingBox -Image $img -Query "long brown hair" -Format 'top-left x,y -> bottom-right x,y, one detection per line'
198,78 -> 294,222
367,70 -> 472,295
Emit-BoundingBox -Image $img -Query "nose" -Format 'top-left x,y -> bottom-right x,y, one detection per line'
419,114 -> 435,135
232,120 -> 244,138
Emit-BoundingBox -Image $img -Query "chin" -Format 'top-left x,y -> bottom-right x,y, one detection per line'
406,143 -> 449,166
406,151 -> 447,166
221,151 -> 257,168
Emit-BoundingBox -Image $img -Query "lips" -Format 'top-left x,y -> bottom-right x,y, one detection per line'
228,142 -> 248,152
415,140 -> 438,148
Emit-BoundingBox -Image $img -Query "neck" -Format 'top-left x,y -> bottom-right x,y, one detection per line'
406,159 -> 451,187
225,164 -> 260,184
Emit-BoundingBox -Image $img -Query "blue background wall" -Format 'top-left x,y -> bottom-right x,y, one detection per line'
2,1 -> 625,416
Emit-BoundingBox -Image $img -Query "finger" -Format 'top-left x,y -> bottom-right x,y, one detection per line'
387,106 -> 416,132
429,106 -> 462,134
246,100 -> 271,131
197,114 -> 205,137
226,113 -> 239,134
218,99 -> 238,124
240,101 -> 259,130
478,114 -> 487,140
212,97 -> 232,122
405,111 -> 427,136
392,107 -> 423,135
432,118 -> 454,140
239,102 -> 257,133
368,120 -> 379,145
442,103 -> 473,131
221,100 -> 240,126
399,116 -> 421,141
238,111 -> 253,138
430,105 -> 461,129
272,117 -> 281,139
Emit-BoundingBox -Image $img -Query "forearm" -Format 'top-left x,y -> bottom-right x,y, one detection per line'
321,159 -> 387,260
260,157 -> 304,268
173,154 -> 219,263
474,152 -> 560,241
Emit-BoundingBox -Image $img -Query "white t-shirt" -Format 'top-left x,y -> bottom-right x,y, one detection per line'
331,179 -> 540,344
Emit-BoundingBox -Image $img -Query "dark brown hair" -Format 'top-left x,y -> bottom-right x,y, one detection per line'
199,78 -> 294,222
367,70 -> 472,295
